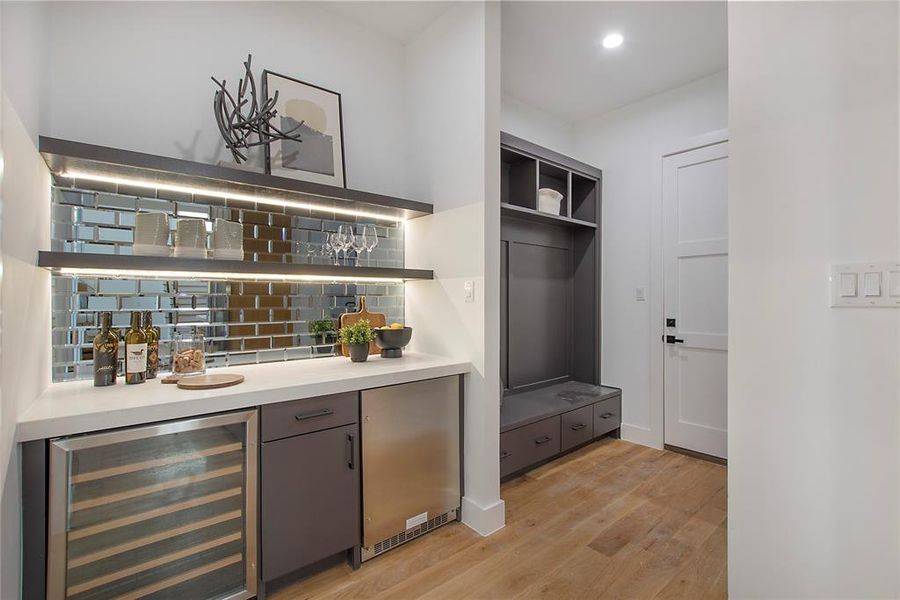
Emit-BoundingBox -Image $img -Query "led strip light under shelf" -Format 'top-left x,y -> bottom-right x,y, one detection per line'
52,266 -> 405,284
60,170 -> 406,224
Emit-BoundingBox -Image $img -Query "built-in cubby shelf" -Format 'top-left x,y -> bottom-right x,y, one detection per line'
500,147 -> 537,209
39,137 -> 433,222
500,202 -> 597,229
499,133 -> 601,226
571,172 -> 598,224
38,251 -> 433,282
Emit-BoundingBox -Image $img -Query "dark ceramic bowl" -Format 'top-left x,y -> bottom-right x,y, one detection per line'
374,327 -> 413,358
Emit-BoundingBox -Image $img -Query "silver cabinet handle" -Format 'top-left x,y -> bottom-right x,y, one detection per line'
500,450 -> 512,460
570,423 -> 587,431
599,412 -> 615,419
295,408 -> 334,421
534,436 -> 552,445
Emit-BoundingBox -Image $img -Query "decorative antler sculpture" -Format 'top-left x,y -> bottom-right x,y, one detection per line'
212,54 -> 303,164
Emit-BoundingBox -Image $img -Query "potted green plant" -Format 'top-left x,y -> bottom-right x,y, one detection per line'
339,319 -> 375,363
308,319 -> 336,346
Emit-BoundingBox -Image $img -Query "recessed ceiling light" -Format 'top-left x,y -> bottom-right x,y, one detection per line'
602,32 -> 624,49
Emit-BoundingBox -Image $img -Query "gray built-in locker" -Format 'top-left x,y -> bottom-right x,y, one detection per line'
499,132 -> 621,479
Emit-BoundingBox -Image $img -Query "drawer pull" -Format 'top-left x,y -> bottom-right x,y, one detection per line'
500,450 -> 512,460
534,436 -> 552,446
295,408 -> 334,421
599,412 -> 615,419
570,423 -> 587,431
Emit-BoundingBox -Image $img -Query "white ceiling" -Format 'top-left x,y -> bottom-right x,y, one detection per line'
317,1 -> 455,43
502,1 -> 727,123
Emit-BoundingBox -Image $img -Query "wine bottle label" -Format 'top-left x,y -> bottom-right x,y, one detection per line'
94,344 -> 117,386
126,343 -> 148,374
147,341 -> 159,377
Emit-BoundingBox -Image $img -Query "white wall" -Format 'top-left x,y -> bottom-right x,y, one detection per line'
404,2 -> 505,535
572,70 -> 727,447
501,94 -> 574,156
0,4 -> 53,598
42,1 -> 409,198
728,2 -> 899,597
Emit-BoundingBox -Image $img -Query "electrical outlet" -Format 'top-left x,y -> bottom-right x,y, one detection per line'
635,287 -> 646,301
464,280 -> 475,303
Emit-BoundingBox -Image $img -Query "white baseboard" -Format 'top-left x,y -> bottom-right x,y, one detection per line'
461,496 -> 506,536
620,423 -> 663,449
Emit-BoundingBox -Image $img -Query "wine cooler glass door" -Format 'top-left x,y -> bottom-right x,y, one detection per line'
47,410 -> 258,600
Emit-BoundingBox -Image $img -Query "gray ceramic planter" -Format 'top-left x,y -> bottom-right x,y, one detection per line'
348,343 -> 369,363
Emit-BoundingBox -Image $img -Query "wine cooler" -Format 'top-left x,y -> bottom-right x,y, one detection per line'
46,410 -> 258,600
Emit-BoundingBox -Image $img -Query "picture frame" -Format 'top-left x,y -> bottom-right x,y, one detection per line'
262,70 -> 347,188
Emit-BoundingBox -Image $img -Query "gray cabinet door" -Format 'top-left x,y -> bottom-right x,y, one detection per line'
261,423 -> 359,581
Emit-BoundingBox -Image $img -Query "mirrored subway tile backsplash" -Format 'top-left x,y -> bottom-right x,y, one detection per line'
50,181 -> 406,382
51,185 -> 405,267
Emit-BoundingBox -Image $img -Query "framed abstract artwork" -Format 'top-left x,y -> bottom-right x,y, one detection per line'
262,70 -> 346,187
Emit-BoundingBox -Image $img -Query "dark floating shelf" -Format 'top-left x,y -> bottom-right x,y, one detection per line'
38,251 -> 433,282
500,203 -> 597,229
39,137 -> 433,221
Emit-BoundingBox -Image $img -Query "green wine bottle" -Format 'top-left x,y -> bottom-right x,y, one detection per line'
124,311 -> 148,385
142,311 -> 159,379
93,312 -> 118,387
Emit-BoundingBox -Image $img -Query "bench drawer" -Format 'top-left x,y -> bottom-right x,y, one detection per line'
261,392 -> 358,442
500,416 -> 561,478
561,405 -> 594,451
593,396 -> 621,438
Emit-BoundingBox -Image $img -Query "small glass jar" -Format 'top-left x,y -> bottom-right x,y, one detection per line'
172,329 -> 206,377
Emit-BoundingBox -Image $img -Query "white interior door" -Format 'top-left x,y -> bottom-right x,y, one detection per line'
662,140 -> 728,458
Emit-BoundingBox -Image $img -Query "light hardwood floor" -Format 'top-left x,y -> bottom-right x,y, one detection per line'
269,439 -> 727,600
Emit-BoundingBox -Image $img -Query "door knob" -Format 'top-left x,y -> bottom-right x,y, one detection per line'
665,335 -> 684,344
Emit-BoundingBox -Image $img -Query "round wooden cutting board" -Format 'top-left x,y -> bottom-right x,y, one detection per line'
176,374 -> 244,390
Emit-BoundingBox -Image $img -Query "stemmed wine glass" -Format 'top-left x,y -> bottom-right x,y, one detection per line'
328,231 -> 343,266
350,228 -> 367,266
339,224 -> 354,265
362,225 -> 378,267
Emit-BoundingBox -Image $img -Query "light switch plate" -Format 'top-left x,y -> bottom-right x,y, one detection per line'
464,280 -> 474,303
831,262 -> 900,307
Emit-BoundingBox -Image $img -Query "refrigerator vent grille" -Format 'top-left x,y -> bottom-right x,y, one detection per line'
372,510 -> 453,557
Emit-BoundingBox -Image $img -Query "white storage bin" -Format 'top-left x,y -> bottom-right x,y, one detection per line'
538,188 -> 564,215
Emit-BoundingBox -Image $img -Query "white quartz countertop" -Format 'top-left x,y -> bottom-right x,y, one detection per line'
17,352 -> 471,442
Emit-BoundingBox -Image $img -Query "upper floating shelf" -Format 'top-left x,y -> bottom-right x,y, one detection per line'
38,251 -> 433,283
39,137 -> 433,222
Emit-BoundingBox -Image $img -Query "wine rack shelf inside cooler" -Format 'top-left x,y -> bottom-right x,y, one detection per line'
48,410 -> 258,600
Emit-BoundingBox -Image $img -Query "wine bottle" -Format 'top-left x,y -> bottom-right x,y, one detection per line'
124,311 -> 148,385
142,311 -> 159,380
92,312 -> 118,387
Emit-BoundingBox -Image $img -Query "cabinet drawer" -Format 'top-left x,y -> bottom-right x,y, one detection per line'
593,396 -> 621,438
500,416 -> 561,478
261,392 -> 358,442
561,405 -> 593,451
